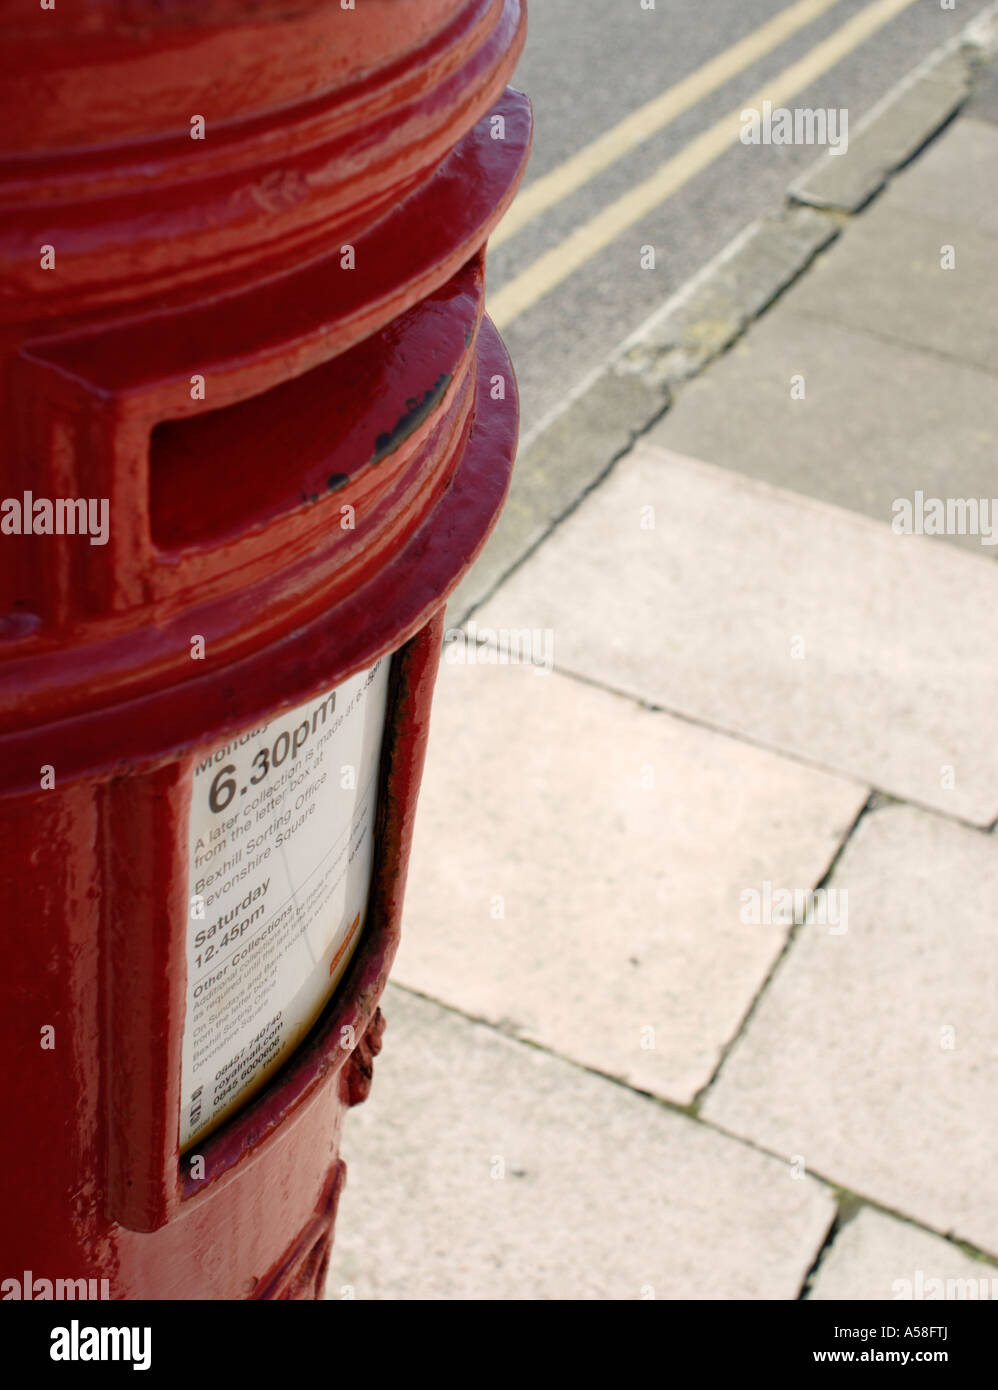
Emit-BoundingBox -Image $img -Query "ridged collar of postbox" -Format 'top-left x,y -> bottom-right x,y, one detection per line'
0,0 -> 531,788
0,0 -> 521,323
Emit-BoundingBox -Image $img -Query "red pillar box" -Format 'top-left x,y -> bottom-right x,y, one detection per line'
0,0 -> 530,1300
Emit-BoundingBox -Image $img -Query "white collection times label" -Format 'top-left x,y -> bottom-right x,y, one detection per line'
180,658 -> 390,1151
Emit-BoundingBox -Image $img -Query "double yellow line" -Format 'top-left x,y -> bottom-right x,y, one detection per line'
490,0 -> 919,329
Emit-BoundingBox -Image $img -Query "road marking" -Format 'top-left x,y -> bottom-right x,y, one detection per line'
489,0 -> 919,330
491,0 -> 844,250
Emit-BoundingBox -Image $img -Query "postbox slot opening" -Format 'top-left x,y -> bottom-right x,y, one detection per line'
149,260 -> 480,552
149,352 -> 364,550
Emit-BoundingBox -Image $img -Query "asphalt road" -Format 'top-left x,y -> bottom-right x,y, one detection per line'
493,0 -> 993,443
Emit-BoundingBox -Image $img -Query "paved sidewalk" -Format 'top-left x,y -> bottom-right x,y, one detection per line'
328,41 -> 998,1300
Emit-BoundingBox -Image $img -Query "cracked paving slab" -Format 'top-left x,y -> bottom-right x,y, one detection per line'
703,803 -> 998,1256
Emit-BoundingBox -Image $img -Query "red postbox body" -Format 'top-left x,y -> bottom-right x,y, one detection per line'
0,0 -> 530,1299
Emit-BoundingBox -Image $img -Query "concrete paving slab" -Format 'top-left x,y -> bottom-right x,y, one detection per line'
327,985 -> 835,1300
447,367 -> 669,625
787,199 -> 998,374
476,444 -> 998,824
450,207 -> 838,626
876,116 -> 998,238
392,658 -> 866,1105
808,1207 -> 998,1301
966,62 -> 998,127
702,803 -> 998,1256
789,54 -> 970,214
451,115 -> 998,625
645,313 -> 998,553
617,205 -> 840,390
